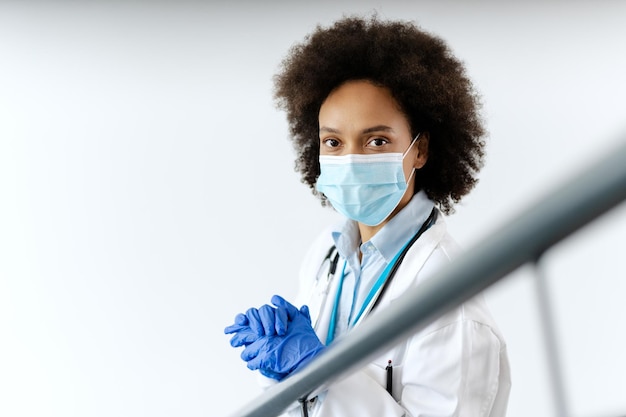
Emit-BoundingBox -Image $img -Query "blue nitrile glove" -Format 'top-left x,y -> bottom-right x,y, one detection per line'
224,304 -> 289,347
241,295 -> 326,381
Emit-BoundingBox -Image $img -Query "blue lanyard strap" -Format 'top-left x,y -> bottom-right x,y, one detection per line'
325,208 -> 437,345
326,260 -> 347,344
349,238 -> 412,327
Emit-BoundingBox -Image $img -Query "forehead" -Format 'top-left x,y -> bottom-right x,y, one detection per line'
318,80 -> 409,129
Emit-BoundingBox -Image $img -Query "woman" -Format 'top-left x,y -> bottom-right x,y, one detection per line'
225,15 -> 511,417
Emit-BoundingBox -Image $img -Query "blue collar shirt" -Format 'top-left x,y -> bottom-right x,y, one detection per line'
329,190 -> 435,341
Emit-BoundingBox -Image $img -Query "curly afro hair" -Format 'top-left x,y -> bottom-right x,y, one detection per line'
273,15 -> 486,214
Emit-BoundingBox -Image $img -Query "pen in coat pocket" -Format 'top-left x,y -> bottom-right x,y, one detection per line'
385,359 -> 393,395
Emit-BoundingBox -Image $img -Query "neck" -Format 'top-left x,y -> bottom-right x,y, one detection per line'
358,222 -> 385,244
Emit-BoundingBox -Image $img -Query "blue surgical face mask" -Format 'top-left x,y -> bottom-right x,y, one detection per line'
316,134 -> 421,226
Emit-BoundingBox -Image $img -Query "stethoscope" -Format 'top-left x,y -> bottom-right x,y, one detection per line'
310,245 -> 340,331
310,207 -> 438,342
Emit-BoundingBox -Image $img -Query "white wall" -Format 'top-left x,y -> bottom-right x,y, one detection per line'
1,2 -> 625,416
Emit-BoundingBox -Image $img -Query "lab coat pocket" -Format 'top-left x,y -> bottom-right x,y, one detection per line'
365,344 -> 407,402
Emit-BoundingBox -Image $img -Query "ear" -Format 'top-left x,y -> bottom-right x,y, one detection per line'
413,132 -> 429,169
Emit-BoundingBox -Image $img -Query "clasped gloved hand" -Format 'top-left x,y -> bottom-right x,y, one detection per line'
224,295 -> 326,381
240,295 -> 326,381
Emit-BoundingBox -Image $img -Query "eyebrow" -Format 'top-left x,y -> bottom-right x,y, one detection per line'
319,125 -> 395,134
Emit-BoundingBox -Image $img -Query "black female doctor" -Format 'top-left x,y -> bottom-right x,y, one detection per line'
225,16 -> 511,417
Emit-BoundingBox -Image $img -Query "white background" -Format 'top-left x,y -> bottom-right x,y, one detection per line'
1,1 -> 625,416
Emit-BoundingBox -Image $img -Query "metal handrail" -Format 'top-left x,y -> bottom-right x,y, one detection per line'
229,137 -> 626,417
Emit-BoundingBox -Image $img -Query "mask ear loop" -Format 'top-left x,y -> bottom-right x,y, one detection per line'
402,132 -> 422,158
402,132 -> 422,183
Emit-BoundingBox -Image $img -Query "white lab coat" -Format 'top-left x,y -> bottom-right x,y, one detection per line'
286,212 -> 511,417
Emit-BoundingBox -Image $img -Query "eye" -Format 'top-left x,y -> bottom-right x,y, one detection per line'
322,138 -> 341,148
368,137 -> 389,148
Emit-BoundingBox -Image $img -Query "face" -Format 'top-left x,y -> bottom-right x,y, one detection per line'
318,79 -> 428,219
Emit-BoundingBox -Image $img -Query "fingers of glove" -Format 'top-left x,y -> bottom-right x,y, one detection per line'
245,308 -> 265,336
271,295 -> 299,321
240,338 -> 267,362
224,313 -> 249,334
224,323 -> 245,335
299,305 -> 312,323
229,329 -> 259,348
245,354 -> 262,371
245,348 -> 278,374
258,304 -> 288,336
234,313 -> 249,326
258,304 -> 277,336
274,306 -> 288,336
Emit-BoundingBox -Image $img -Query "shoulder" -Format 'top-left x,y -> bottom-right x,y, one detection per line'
389,211 -> 456,289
